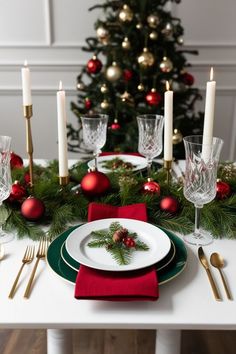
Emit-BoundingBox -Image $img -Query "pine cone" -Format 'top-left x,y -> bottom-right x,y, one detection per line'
112,228 -> 128,242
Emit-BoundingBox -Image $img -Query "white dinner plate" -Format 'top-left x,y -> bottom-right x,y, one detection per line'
87,154 -> 148,173
65,218 -> 171,271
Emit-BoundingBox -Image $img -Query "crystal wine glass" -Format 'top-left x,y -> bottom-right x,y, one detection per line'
137,114 -> 164,176
0,136 -> 13,243
183,135 -> 223,246
81,114 -> 108,170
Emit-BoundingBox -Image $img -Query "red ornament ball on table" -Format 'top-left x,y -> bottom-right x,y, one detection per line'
146,89 -> 161,106
10,152 -> 23,169
87,56 -> 102,74
123,69 -> 133,81
180,72 -> 195,86
84,98 -> 92,110
216,180 -> 231,199
81,170 -> 110,197
21,196 -> 45,221
160,196 -> 179,214
8,181 -> 26,202
142,179 -> 160,195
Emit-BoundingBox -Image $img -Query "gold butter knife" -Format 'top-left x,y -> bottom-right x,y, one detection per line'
198,246 -> 221,301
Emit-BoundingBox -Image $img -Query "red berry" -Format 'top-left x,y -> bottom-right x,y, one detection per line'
124,237 -> 136,248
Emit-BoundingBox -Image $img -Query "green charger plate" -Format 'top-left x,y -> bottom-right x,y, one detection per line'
46,225 -> 187,286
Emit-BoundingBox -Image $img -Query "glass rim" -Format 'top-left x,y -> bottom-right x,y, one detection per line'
183,135 -> 224,146
80,114 -> 108,120
0,135 -> 11,140
137,114 -> 164,120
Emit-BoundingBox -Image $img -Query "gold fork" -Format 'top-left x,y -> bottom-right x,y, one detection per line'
9,245 -> 35,298
24,238 -> 48,299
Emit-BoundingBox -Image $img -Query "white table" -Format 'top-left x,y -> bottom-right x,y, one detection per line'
1,236 -> 236,354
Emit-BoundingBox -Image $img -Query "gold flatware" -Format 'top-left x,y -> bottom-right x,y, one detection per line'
210,252 -> 233,300
0,244 -> 4,261
8,245 -> 35,299
24,238 -> 48,299
198,246 -> 221,301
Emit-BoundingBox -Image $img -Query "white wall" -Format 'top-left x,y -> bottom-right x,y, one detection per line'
0,0 -> 235,160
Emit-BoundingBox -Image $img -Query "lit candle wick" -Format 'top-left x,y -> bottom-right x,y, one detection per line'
210,67 -> 214,81
166,81 -> 170,91
59,80 -> 63,91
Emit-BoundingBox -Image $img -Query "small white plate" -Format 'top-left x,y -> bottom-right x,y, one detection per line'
65,218 -> 171,272
87,154 -> 148,173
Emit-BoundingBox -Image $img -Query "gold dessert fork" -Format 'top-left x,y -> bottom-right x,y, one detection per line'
24,238 -> 48,299
9,245 -> 35,298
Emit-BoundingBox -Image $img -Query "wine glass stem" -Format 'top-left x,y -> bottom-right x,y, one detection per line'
147,159 -> 152,177
194,205 -> 202,237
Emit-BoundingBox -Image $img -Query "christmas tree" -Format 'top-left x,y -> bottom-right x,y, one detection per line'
68,0 -> 203,158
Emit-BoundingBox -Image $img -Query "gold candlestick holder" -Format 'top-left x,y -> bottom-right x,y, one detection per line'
164,160 -> 172,187
23,105 -> 34,187
59,176 -> 70,186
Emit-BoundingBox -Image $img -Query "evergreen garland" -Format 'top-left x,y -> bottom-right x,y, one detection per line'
2,160 -> 236,240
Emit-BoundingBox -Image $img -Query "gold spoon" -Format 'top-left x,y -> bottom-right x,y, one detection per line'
0,244 -> 5,261
210,252 -> 233,300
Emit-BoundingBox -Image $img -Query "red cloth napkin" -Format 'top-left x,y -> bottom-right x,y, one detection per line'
74,203 -> 159,301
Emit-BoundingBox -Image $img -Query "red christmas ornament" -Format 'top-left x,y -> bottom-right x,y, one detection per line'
216,180 -> 231,200
123,69 -> 133,81
24,172 -> 31,185
142,178 -> 160,195
8,181 -> 26,203
87,56 -> 102,74
81,170 -> 110,197
10,152 -> 23,169
160,196 -> 179,214
21,196 -> 45,221
85,98 -> 92,110
146,89 -> 161,106
180,72 -> 194,86
111,119 -> 121,130
123,237 -> 136,248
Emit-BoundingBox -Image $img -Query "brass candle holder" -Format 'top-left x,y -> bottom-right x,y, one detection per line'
59,176 -> 70,186
164,160 -> 172,187
23,105 -> 34,187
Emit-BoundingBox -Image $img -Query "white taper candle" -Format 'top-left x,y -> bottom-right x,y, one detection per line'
21,60 -> 32,106
164,81 -> 173,161
57,81 -> 68,177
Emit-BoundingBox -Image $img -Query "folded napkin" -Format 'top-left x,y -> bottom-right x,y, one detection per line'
74,203 -> 159,301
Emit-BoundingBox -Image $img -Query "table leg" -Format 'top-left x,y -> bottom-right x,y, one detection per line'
155,329 -> 181,354
47,329 -> 73,354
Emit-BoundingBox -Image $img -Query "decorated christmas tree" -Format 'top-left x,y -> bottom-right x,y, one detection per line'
68,0 -> 204,158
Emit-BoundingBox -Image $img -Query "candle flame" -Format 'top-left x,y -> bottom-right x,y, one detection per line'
210,67 -> 214,81
166,81 -> 170,91
24,60 -> 28,67
59,81 -> 63,90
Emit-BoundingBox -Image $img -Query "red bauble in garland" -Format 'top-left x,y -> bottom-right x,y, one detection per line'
84,98 -> 92,110
8,181 -> 26,203
10,152 -> 23,169
123,69 -> 133,81
123,237 -> 136,248
142,178 -> 160,195
146,89 -> 161,106
24,172 -> 31,185
216,180 -> 231,200
110,119 -> 121,130
81,170 -> 110,197
160,196 -> 179,214
21,196 -> 45,221
180,72 -> 195,86
87,56 -> 102,74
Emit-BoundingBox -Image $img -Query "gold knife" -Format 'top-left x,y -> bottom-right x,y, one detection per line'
198,247 -> 222,301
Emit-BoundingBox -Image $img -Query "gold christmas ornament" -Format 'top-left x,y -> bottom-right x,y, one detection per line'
136,22 -> 143,29
119,4 -> 133,22
149,31 -> 158,40
160,56 -> 173,73
77,81 -> 85,90
177,36 -> 184,45
172,129 -> 183,145
100,83 -> 108,93
120,91 -> 134,105
162,22 -> 173,37
137,48 -> 155,68
101,99 -> 110,110
122,37 -> 131,50
105,61 -> 122,82
147,14 -> 160,28
137,83 -> 145,91
96,26 -> 109,44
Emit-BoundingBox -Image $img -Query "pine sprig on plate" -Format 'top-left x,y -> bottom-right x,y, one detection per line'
87,222 -> 149,266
